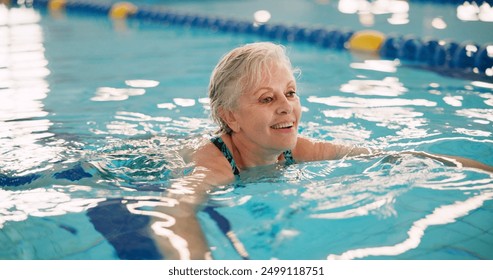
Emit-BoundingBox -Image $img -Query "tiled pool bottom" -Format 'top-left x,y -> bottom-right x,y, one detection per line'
383,194 -> 493,259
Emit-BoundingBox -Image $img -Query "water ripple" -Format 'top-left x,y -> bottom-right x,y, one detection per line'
307,96 -> 437,108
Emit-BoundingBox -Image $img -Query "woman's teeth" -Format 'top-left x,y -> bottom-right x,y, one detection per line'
271,122 -> 294,129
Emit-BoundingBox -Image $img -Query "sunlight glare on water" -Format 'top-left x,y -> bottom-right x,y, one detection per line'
0,6 -> 61,176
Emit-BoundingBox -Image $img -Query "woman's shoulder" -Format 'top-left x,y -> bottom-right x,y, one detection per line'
191,135 -> 236,182
193,136 -> 223,162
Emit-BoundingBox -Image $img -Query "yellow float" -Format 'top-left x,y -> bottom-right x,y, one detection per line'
109,2 -> 138,20
348,30 -> 385,53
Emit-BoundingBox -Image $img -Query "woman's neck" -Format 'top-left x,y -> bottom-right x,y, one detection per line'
226,133 -> 281,169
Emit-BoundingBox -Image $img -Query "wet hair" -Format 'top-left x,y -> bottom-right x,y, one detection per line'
208,42 -> 298,134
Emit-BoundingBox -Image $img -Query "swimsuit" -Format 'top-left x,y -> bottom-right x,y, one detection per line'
210,136 -> 295,178
207,136 -> 296,259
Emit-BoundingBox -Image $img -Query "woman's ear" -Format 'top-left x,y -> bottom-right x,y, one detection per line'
219,108 -> 240,133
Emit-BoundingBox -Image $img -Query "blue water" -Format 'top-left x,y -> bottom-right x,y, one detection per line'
1,2 -> 493,260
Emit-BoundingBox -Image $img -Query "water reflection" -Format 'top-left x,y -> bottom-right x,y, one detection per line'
0,6 -> 58,175
337,0 -> 409,26
479,93 -> 493,107
442,95 -> 463,107
454,127 -> 491,137
327,191 -> 493,259
125,79 -> 159,88
253,10 -> 271,26
431,17 -> 447,29
321,107 -> 431,141
91,87 -> 146,102
471,80 -> 493,90
0,4 -> 41,25
307,96 -> 436,107
91,79 -> 158,102
336,0 -> 493,27
340,77 -> 407,96
158,98 -> 208,111
349,60 -> 399,73
456,108 -> 493,123
0,187 -> 105,228
173,98 -> 196,107
457,1 -> 493,22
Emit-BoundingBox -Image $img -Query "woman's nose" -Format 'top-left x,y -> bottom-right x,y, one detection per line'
276,95 -> 293,114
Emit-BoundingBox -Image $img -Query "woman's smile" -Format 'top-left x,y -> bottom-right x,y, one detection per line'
270,121 -> 295,130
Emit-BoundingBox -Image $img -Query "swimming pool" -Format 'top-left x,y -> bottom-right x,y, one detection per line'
1,0 -> 493,260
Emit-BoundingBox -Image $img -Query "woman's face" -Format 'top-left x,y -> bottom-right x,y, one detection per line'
227,63 -> 301,153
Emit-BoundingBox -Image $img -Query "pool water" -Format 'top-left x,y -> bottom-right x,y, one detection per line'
1,2 -> 493,260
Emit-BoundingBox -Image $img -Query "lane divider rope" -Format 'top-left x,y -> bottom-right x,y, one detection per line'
27,0 -> 493,80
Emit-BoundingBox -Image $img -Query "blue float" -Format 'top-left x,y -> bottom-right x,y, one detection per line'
474,45 -> 493,74
451,41 -> 480,69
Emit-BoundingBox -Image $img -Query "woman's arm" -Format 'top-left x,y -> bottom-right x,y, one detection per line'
292,136 -> 372,162
148,172 -> 215,259
150,145 -> 236,259
294,136 -> 493,173
151,201 -> 211,259
403,151 -> 493,173
145,170 -> 226,259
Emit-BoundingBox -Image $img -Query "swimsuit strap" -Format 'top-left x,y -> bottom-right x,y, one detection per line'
211,136 -> 296,177
283,149 -> 296,166
211,136 -> 240,177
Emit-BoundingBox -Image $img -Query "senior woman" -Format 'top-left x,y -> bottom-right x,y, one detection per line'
153,42 -> 493,260
153,42 -> 369,260
194,42 -> 370,185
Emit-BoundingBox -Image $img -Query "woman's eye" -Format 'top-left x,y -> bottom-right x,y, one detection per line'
286,91 -> 296,97
260,97 -> 273,103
